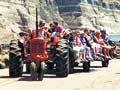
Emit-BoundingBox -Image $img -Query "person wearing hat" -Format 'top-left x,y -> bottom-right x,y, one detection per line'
62,28 -> 71,39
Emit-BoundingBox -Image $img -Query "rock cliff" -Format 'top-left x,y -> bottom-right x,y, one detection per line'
0,0 -> 120,40
56,0 -> 120,33
0,0 -> 62,40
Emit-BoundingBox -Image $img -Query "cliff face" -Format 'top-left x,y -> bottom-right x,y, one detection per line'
56,0 -> 120,33
0,0 -> 62,40
0,0 -> 120,40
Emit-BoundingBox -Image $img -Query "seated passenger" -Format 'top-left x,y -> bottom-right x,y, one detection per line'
84,29 -> 97,59
80,30 -> 93,61
95,31 -> 111,59
100,30 -> 113,59
72,31 -> 88,62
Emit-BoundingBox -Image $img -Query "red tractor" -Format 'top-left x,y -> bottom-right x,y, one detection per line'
9,36 -> 70,81
9,8 -> 70,81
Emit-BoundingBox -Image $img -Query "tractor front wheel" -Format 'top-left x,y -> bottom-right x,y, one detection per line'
30,62 -> 37,80
38,61 -> 45,81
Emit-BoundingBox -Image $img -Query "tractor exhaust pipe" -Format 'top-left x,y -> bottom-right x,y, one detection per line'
36,8 -> 38,37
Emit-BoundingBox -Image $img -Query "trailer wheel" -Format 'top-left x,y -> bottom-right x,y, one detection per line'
102,58 -> 109,67
83,61 -> 90,72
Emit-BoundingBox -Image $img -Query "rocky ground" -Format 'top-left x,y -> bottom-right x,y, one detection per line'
0,59 -> 120,90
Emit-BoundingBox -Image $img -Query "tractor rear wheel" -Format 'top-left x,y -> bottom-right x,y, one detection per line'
9,40 -> 23,77
38,61 -> 45,81
55,39 -> 69,77
30,62 -> 37,80
69,57 -> 74,73
69,48 -> 75,73
69,47 -> 79,73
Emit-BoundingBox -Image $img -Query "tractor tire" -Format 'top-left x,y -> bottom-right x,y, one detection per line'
69,57 -> 74,73
38,61 -> 45,81
102,58 -> 109,67
55,39 -> 69,77
46,62 -> 54,70
83,61 -> 90,72
9,40 -> 23,77
69,48 -> 75,73
30,62 -> 37,80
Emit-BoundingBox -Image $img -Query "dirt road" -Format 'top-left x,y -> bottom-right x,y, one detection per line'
0,59 -> 120,90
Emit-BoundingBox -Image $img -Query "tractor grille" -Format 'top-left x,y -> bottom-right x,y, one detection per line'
31,41 -> 44,54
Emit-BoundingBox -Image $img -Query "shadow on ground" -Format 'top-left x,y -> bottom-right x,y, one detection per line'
91,66 -> 103,68
78,66 -> 103,68
0,76 -> 12,78
0,66 -> 99,81
18,76 -> 34,81
116,73 -> 120,74
18,68 -> 97,81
